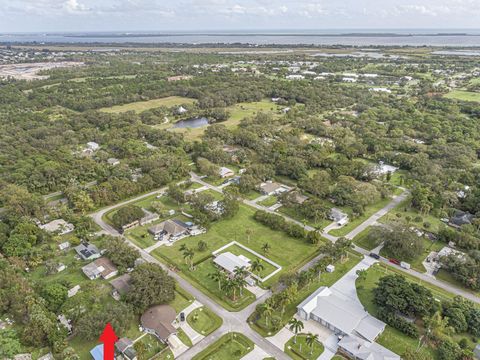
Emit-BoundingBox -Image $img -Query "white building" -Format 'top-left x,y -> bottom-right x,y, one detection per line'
40,219 -> 74,235
86,142 -> 100,151
219,166 -> 234,178
286,74 -> 305,80
370,87 -> 392,93
213,252 -> 251,275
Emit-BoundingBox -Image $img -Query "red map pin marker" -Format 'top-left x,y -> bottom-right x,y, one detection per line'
99,323 -> 118,360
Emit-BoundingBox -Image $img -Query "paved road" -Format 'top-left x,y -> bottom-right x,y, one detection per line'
90,183 -> 288,360
344,189 -> 409,240
90,175 -> 480,358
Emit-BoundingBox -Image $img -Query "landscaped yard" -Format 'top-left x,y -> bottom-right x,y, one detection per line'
99,96 -> 196,113
152,204 -> 321,310
191,332 -> 254,360
177,328 -> 193,347
134,333 -> 166,360
352,228 -> 379,251
354,263 -> 463,358
170,285 -> 195,313
284,334 -> 324,360
258,195 -> 278,207
187,306 -> 223,336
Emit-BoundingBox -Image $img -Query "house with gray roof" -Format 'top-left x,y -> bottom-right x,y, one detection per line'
148,219 -> 190,241
74,243 -> 100,261
338,335 -> 400,360
297,286 -> 385,343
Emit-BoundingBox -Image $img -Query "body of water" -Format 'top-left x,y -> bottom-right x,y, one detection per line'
2,29 -> 480,47
172,117 -> 209,129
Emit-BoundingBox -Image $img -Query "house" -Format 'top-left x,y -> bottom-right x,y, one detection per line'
110,274 -> 132,300
57,314 -> 73,335
74,243 -> 100,261
338,335 -> 400,360
90,345 -> 103,360
14,355 -> 32,360
37,353 -> 54,360
82,257 -> 118,280
58,241 -> 71,251
286,74 -> 305,80
67,285 -> 81,297
343,77 -> 357,83
213,252 -> 251,275
370,87 -> 392,93
326,264 -> 335,273
148,219 -> 190,241
205,201 -> 224,215
259,181 -> 291,196
115,337 -> 137,360
449,210 -> 475,228
56,263 -> 66,272
167,75 -> 192,82
40,219 -> 74,235
107,158 -> 120,166
375,161 -> 398,175
219,166 -> 234,178
329,208 -> 349,226
297,286 -> 386,343
86,142 -> 100,151
176,106 -> 188,115
141,305 -> 177,343
291,191 -> 308,204
139,210 -> 159,225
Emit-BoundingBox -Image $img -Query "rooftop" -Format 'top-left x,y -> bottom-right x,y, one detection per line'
141,305 -> 177,340
213,251 -> 250,274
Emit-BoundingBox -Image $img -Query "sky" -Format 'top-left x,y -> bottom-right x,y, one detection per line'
0,0 -> 479,33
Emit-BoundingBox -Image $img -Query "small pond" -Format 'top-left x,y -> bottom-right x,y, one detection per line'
172,117 -> 209,129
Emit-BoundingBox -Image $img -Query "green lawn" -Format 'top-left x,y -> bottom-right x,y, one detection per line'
284,334 -> 324,360
187,306 -> 223,336
444,90 -> 480,103
99,96 -> 196,113
352,228 -> 379,251
331,356 -> 347,360
250,252 -> 362,336
192,333 -> 254,360
177,328 -> 193,347
258,195 -> 278,207
170,285 -> 195,313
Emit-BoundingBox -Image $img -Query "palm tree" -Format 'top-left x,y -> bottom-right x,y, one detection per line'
179,244 -> 188,253
305,333 -> 318,355
233,266 -> 249,296
209,269 -> 225,290
246,228 -> 253,243
250,258 -> 264,276
221,278 -> 236,300
262,242 -> 271,254
261,302 -> 274,327
288,318 -> 304,344
184,248 -> 195,270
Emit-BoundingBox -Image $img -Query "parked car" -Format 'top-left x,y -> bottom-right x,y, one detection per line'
180,312 -> 185,322
369,253 -> 380,260
389,258 -> 400,265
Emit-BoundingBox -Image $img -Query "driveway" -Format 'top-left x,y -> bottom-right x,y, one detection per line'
330,256 -> 377,304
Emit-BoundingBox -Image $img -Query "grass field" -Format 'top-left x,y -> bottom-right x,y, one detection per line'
258,195 -> 278,207
444,90 -> 480,103
284,334 -> 324,360
99,96 -> 196,113
135,334 -> 166,360
192,332 -> 254,360
352,228 -> 379,251
168,99 -> 282,140
187,306 -> 223,336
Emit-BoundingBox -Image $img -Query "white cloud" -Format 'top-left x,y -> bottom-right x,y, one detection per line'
63,0 -> 89,13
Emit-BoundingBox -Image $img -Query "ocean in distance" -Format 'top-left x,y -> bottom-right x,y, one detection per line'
1,29 -> 480,47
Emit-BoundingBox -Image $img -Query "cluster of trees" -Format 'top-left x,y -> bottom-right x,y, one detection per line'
373,274 -> 480,359
441,251 -> 480,291
254,210 -> 308,240
187,190 -> 239,229
111,205 -> 144,228
367,223 -> 424,260
209,266 -> 249,301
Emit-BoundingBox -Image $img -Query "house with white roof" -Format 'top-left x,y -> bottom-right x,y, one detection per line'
219,166 -> 234,178
213,252 -> 251,275
297,286 -> 385,343
40,219 -> 74,235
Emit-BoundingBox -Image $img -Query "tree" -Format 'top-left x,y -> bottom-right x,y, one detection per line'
111,205 -> 144,228
245,228 -> 253,243
305,333 -> 319,355
438,339 -> 462,360
126,263 -> 175,313
209,269 -> 226,291
0,329 -> 22,358
262,242 -> 271,254
444,307 -> 468,333
261,302 -> 273,327
288,318 -> 304,344
250,259 -> 264,276
105,236 -> 140,271
233,266 -> 249,296
197,240 -> 208,252
183,248 -> 195,270
371,223 -> 424,261
42,282 -> 68,312
76,302 -> 134,340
